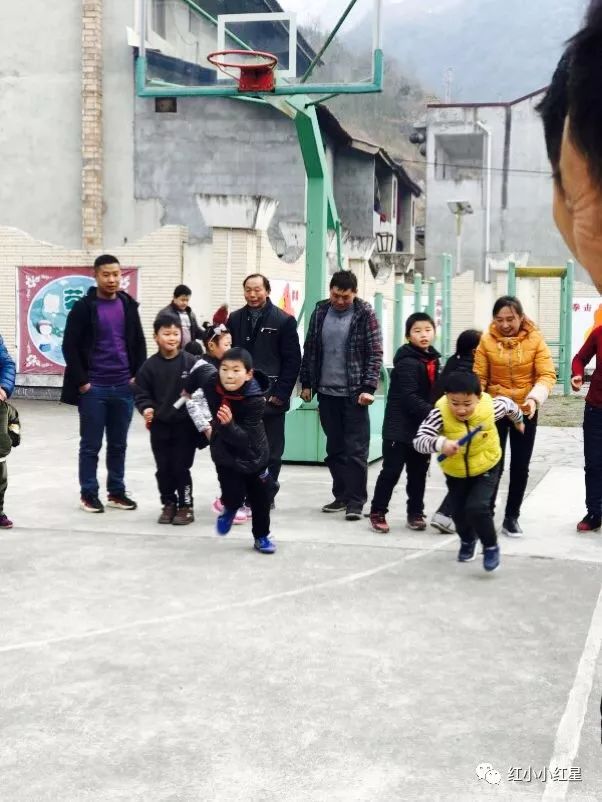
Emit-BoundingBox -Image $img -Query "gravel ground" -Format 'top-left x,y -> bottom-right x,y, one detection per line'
539,393 -> 585,427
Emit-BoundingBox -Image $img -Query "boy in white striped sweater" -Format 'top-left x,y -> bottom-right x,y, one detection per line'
413,372 -> 523,572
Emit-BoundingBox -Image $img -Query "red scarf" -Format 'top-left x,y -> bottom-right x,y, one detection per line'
216,383 -> 244,410
423,358 -> 436,386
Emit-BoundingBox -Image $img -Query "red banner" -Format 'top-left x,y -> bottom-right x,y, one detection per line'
17,266 -> 138,374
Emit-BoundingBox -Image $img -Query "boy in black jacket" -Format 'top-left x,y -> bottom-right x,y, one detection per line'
369,313 -> 440,533
134,315 -> 204,525
185,347 -> 275,554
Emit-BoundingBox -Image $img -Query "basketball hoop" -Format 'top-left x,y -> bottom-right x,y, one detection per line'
207,50 -> 278,92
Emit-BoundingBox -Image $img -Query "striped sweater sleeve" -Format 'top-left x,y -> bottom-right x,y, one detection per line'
413,408 -> 445,454
493,396 -> 524,423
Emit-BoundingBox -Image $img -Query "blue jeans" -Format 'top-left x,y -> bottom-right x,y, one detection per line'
78,383 -> 134,498
584,404 -> 602,517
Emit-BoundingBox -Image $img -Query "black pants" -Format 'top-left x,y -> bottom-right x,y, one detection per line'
446,462 -> 501,548
217,465 -> 271,538
492,412 -> 538,519
371,440 -> 430,516
0,461 -> 7,513
318,393 -> 370,510
436,492 -> 454,518
150,420 -> 198,508
584,404 -> 602,517
263,411 -> 285,492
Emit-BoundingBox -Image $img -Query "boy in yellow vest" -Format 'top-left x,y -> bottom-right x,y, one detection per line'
413,372 -> 524,572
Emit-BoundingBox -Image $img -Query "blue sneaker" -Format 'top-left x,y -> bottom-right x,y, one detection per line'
483,545 -> 500,572
216,509 -> 236,536
458,539 -> 477,562
254,535 -> 276,554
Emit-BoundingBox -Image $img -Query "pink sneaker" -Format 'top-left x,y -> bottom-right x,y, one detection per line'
212,498 -> 224,514
242,505 -> 252,517
234,507 -> 247,525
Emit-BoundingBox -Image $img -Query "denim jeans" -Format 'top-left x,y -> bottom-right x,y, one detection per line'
78,383 -> 134,498
584,404 -> 602,517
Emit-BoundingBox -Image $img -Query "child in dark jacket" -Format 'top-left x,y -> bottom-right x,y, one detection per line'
430,328 -> 482,533
185,347 -> 276,554
369,313 -> 440,533
134,314 -> 205,526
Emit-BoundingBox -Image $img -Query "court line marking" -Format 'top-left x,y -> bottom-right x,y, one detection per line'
0,536 -> 455,654
541,583 -> 602,802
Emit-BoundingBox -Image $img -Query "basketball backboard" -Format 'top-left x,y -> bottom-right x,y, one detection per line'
133,0 -> 383,98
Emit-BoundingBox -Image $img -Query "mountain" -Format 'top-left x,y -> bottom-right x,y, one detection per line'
353,0 -> 589,101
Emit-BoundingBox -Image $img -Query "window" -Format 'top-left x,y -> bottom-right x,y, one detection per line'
434,133 -> 484,181
152,0 -> 167,39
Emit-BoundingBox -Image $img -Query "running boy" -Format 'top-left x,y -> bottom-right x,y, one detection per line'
134,315 -> 204,525
192,321 -> 247,525
185,347 -> 275,554
571,323 -> 602,531
430,328 -> 482,534
369,312 -> 439,533
413,371 -> 524,572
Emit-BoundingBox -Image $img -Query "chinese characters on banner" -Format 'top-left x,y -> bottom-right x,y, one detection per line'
572,298 -> 602,372
17,266 -> 139,375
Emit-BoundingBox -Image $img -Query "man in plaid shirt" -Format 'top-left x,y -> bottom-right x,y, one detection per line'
300,270 -> 383,520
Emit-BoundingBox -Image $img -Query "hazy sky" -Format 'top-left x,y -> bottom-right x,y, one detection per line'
282,0 -> 374,27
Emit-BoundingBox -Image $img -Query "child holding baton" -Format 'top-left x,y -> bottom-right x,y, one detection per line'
413,372 -> 524,572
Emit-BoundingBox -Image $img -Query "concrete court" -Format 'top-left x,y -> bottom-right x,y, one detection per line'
1,401 -> 602,802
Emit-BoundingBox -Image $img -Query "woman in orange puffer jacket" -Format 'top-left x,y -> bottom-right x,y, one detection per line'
474,295 -> 556,538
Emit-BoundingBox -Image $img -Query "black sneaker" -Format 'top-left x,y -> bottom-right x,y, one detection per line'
106,493 -> 138,511
80,495 -> 104,513
458,540 -> 477,562
577,513 -> 602,532
501,517 -> 523,538
322,500 -> 346,513
345,507 -> 363,521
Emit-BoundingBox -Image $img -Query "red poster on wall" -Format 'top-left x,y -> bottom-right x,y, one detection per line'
17,266 -> 139,374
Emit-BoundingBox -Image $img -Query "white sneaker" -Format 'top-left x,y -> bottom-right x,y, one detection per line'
233,507 -> 247,525
431,511 -> 455,534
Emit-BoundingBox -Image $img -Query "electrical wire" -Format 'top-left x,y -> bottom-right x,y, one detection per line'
397,156 -> 555,178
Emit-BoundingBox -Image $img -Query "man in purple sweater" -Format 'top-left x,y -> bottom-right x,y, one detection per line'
61,255 -> 147,512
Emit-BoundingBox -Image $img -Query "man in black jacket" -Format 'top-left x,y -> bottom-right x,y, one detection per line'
61,254 -> 147,513
227,274 -> 301,500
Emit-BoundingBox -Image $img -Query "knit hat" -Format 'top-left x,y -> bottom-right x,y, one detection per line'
213,304 -> 228,326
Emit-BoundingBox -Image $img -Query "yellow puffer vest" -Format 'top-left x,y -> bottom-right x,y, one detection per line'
436,393 -> 502,478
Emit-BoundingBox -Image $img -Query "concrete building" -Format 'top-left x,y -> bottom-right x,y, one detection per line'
422,89 -> 589,284
0,0 -> 419,390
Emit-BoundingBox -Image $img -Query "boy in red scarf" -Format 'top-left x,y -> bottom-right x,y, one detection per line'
369,312 -> 440,534
185,347 -> 275,554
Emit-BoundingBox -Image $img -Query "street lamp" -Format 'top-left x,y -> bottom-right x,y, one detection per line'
447,200 -> 473,276
375,230 -> 394,253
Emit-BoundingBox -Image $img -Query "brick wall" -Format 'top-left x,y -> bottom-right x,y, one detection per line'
81,0 -> 103,249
